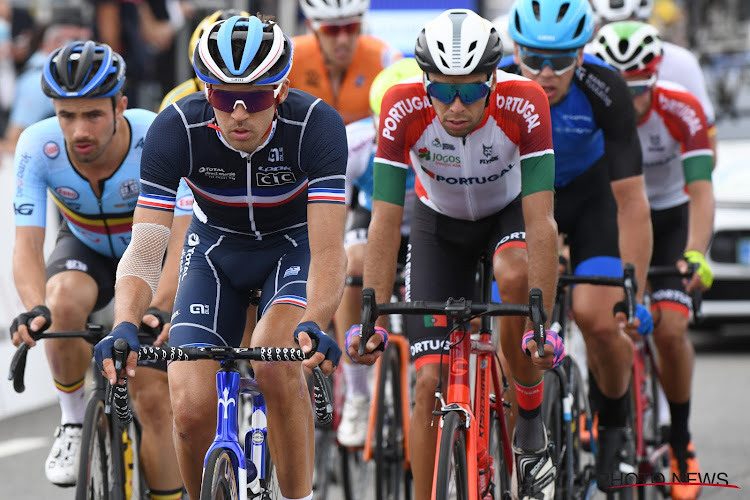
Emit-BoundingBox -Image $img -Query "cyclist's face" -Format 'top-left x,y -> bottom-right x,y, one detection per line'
310,17 -> 361,71
514,45 -> 582,106
625,75 -> 655,121
54,96 -> 125,164
210,81 -> 290,153
427,73 -> 491,138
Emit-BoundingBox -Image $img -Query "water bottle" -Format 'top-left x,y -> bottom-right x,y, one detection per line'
246,456 -> 260,497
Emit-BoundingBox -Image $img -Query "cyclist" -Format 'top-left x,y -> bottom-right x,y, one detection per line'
289,0 -> 402,124
349,9 -> 561,500
590,0 -> 717,165
10,41 -> 184,498
502,0 -> 655,492
334,57 -> 420,447
590,21 -> 714,500
94,15 -> 347,500
159,8 -> 250,112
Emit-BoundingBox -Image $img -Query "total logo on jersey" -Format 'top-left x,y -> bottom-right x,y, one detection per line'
496,94 -> 541,133
199,166 -> 236,181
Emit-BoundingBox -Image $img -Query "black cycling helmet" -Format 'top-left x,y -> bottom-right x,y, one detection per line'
42,40 -> 126,98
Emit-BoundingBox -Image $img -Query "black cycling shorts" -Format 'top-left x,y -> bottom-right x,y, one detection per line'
46,222 -> 118,312
649,202 -> 691,315
555,157 -> 620,274
405,197 -> 525,369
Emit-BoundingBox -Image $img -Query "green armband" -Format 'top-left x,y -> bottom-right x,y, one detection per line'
373,162 -> 408,206
521,153 -> 555,197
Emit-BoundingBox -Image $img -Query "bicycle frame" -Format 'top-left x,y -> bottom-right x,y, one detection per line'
429,322 -> 512,500
363,332 -> 412,467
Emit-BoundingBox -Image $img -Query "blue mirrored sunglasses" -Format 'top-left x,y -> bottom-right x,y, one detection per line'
425,80 -> 492,105
519,48 -> 579,76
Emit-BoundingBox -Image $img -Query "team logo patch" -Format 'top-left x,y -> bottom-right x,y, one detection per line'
65,259 -> 88,272
119,179 -> 139,199
43,141 -> 60,158
56,186 -> 79,200
283,265 -> 301,278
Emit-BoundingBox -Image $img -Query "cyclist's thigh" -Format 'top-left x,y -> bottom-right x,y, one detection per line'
650,203 -> 691,318
45,222 -> 116,311
170,222 -> 262,347
406,201 -> 484,370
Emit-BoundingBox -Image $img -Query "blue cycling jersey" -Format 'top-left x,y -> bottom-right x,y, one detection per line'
14,109 -> 156,258
139,90 -> 347,238
499,54 -> 642,188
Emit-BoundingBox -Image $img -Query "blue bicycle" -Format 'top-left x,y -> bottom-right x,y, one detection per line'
110,339 -> 333,500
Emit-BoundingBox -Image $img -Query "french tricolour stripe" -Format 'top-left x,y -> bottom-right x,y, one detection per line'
137,194 -> 176,211
308,188 -> 345,204
272,295 -> 307,308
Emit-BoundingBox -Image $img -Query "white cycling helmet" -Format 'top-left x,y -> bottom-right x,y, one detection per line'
592,0 -> 654,23
414,9 -> 503,76
491,14 -> 515,56
589,21 -> 662,78
299,0 -> 369,21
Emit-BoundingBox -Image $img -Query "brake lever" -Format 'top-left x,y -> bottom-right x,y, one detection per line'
8,343 -> 30,393
529,288 -> 546,358
359,288 -> 378,356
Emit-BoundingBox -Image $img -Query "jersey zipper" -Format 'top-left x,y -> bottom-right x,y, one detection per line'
460,138 -> 477,220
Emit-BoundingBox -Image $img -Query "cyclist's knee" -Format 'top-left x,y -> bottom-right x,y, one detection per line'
345,243 -> 365,277
253,361 -> 301,396
493,249 -> 528,299
652,307 -> 690,348
573,302 -> 617,341
131,373 -> 173,433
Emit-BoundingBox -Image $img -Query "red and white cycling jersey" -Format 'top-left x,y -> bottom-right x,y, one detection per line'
638,81 -> 713,211
373,72 -> 555,221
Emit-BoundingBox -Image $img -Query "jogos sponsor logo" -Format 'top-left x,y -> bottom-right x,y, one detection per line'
417,147 -> 461,167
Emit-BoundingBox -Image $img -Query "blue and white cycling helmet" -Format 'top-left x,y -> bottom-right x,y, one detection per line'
509,0 -> 595,50
193,15 -> 293,87
42,40 -> 126,98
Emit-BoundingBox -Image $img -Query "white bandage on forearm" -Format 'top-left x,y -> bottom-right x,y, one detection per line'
116,223 -> 171,298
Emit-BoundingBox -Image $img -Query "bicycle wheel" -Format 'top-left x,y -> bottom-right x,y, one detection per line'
339,445 -> 371,500
542,370 -> 565,500
375,343 -> 410,500
488,405 -> 512,500
313,425 -> 335,500
200,447 -> 239,500
636,347 -> 669,500
262,451 -> 282,500
76,396 -> 116,500
434,411 -> 469,500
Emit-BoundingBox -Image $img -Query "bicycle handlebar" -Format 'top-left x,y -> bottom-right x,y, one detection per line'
556,263 -> 638,324
6,324 -> 154,394
108,343 -> 334,426
359,287 -> 547,356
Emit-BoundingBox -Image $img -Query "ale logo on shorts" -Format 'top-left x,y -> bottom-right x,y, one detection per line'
188,233 -> 200,246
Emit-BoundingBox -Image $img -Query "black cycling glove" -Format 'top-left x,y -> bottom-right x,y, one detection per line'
10,305 -> 52,340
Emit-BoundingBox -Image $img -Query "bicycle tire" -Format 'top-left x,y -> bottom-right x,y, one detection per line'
488,406 -> 512,500
200,447 -> 239,500
434,411 -> 470,500
635,348 -> 669,500
375,343 -> 410,500
313,425 -> 334,500
542,369 -> 565,500
262,450 -> 282,500
76,396 -> 118,500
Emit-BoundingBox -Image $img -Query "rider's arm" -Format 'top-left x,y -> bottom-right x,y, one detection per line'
12,227 -> 46,310
522,192 -> 558,326
594,67 -> 652,302
684,179 -> 714,256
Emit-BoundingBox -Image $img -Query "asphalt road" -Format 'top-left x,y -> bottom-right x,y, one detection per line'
1,326 -> 748,499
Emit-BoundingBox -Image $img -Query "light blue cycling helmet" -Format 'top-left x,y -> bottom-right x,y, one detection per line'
193,15 -> 293,86
509,0 -> 595,50
42,40 -> 126,98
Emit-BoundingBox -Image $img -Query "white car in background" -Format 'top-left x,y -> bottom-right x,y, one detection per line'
698,139 -> 750,326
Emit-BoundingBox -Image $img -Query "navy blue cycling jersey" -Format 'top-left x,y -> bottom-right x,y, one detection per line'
499,54 -> 642,188
138,90 -> 347,237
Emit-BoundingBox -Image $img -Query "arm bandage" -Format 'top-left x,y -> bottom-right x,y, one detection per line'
116,223 -> 172,298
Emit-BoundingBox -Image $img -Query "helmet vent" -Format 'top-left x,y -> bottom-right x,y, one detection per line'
573,16 -> 586,38
643,35 -> 654,44
514,11 -> 523,34
464,54 -> 474,68
557,4 -> 570,22
468,40 -> 477,52
439,55 -> 449,68
532,1 -> 541,21
618,39 -> 629,54
437,41 -> 445,53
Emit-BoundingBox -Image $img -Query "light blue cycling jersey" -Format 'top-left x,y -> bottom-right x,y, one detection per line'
8,52 -> 55,129
14,108 -> 155,258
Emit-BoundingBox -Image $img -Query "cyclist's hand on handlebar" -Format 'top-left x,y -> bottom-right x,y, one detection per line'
141,307 -> 171,346
294,321 -> 342,376
94,322 -> 140,385
522,329 -> 565,370
9,305 -> 51,347
614,302 -> 654,338
680,251 -> 713,292
345,324 -> 388,365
